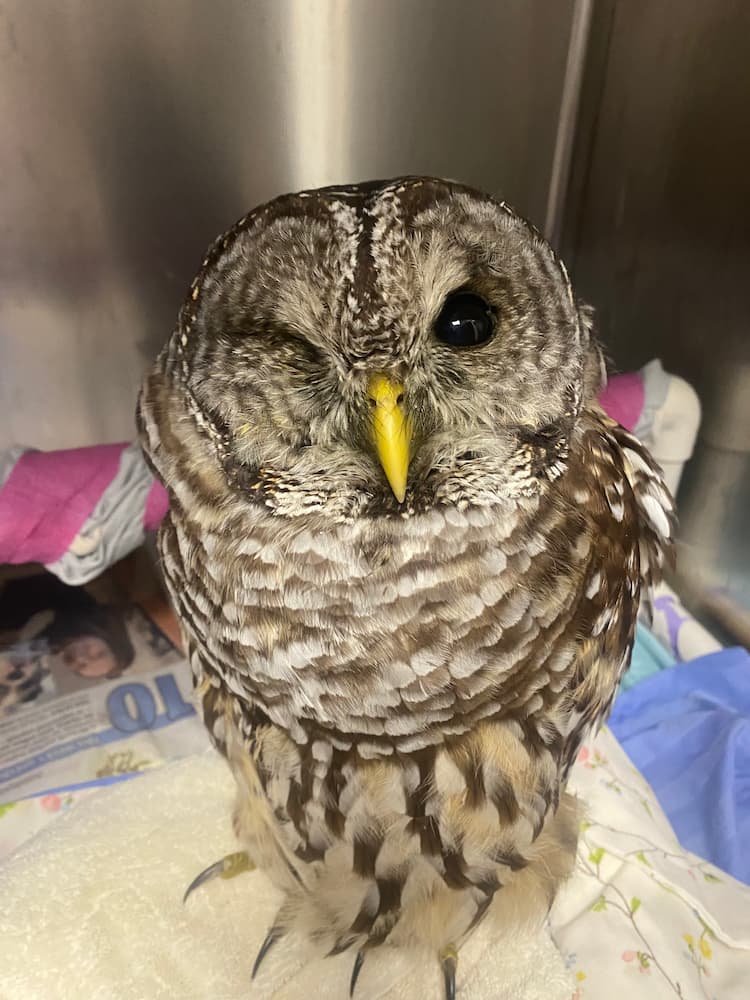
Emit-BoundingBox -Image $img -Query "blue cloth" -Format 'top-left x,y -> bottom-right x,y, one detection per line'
609,647 -> 750,885
621,622 -> 676,690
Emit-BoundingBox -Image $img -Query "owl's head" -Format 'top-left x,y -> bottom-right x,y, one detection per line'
140,177 -> 604,520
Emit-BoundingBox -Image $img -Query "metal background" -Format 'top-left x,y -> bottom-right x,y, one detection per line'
564,0 -> 750,402
0,0 -> 575,449
563,0 -> 750,613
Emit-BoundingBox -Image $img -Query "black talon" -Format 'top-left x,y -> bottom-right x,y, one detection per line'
251,927 -> 283,980
349,950 -> 365,997
182,851 -> 253,904
182,860 -> 226,904
441,948 -> 457,1000
328,937 -> 356,957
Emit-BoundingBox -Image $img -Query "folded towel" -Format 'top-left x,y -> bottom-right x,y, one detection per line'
0,442 -> 168,584
0,750 -> 572,1000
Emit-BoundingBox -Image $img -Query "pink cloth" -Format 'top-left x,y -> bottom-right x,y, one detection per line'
143,480 -> 169,532
598,372 -> 644,433
0,444 -> 127,565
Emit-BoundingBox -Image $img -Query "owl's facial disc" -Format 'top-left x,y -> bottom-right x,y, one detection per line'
366,374 -> 412,503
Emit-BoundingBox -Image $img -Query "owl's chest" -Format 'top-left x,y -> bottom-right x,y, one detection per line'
200,507 -> 518,670
162,496 -> 594,745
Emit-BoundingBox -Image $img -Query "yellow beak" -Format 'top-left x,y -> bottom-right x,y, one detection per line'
367,374 -> 412,503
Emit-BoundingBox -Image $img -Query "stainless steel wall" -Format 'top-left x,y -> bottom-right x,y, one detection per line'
564,0 -> 750,396
0,0 -> 575,449
564,0 -> 750,620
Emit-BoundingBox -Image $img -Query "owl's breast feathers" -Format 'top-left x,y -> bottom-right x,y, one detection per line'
155,406 -> 672,951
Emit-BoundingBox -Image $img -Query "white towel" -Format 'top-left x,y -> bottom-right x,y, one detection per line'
0,750 -> 572,1000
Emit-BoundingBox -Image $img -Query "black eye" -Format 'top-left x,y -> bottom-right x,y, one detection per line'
434,292 -> 495,348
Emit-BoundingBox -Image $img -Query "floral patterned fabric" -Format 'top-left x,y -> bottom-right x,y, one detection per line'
553,727 -> 750,999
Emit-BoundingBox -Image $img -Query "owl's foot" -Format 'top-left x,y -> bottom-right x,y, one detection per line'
348,945 -> 457,999
440,945 -> 458,1000
182,850 -> 255,903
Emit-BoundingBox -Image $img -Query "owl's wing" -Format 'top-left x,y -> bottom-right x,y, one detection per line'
424,415 -> 676,914
557,413 -> 675,777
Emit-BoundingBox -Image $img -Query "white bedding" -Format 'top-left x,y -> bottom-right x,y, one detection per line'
1,726 -> 748,1000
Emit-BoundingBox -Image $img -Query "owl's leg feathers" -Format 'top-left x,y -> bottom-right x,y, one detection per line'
439,945 -> 458,1000
181,850 -> 254,904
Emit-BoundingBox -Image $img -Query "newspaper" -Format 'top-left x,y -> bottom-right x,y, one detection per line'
0,569 -> 209,802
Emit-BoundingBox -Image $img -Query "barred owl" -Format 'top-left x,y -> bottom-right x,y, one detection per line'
137,177 -> 673,998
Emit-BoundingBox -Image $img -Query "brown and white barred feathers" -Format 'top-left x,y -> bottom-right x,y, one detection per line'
137,177 -> 674,998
